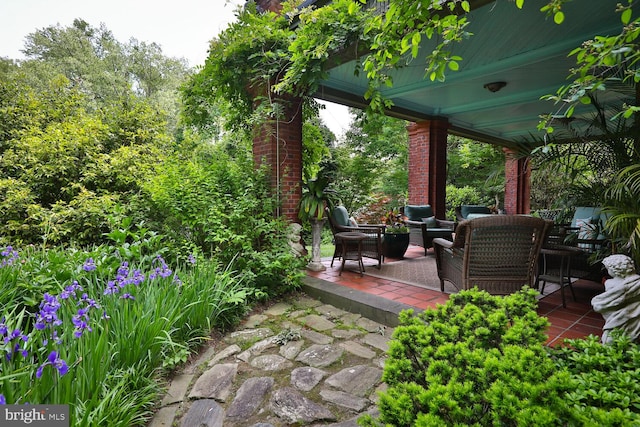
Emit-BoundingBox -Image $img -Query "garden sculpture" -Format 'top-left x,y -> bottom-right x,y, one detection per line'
591,254 -> 640,343
287,222 -> 306,258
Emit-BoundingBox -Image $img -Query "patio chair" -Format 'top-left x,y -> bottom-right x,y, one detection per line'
455,204 -> 493,222
400,205 -> 455,255
433,215 -> 552,295
561,207 -> 609,252
546,206 -> 610,280
326,206 -> 385,269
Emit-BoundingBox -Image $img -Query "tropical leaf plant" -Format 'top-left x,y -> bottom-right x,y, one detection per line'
605,164 -> 640,265
297,172 -> 337,221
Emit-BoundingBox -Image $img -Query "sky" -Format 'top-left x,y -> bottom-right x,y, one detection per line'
0,0 -> 351,136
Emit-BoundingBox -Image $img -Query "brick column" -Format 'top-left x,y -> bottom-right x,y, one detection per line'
407,119 -> 449,219
255,0 -> 283,13
503,147 -> 530,215
251,0 -> 301,222
253,96 -> 303,221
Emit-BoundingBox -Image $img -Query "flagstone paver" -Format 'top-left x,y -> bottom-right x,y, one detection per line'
151,295 -> 395,426
188,363 -> 238,402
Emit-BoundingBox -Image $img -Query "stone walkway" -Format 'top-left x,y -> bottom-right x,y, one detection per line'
149,293 -> 394,426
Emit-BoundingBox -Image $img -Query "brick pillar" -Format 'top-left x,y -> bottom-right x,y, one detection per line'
253,95 -> 303,221
407,119 -> 449,219
250,0 -> 301,222
255,0 -> 283,13
503,147 -> 530,215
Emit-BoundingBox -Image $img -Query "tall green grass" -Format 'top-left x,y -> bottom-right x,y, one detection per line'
0,245 -> 254,425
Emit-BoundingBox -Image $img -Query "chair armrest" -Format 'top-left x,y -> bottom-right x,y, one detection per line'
356,224 -> 386,234
435,219 -> 455,229
336,224 -> 385,235
404,219 -> 424,227
433,237 -> 454,248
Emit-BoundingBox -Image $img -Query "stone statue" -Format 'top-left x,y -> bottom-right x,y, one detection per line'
591,254 -> 640,343
287,223 -> 307,258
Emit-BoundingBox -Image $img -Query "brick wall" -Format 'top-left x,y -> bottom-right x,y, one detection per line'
254,0 -> 283,13
407,120 -> 449,219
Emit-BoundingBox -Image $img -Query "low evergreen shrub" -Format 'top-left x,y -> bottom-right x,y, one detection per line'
361,288 -> 640,426
360,288 -> 574,426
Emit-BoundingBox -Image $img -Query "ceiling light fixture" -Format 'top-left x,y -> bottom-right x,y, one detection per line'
483,81 -> 507,93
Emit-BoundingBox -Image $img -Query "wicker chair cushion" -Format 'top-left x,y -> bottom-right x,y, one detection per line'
404,205 -> 433,222
460,205 -> 492,218
466,213 -> 493,220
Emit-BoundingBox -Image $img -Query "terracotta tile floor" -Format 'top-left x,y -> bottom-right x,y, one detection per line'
307,245 -> 605,346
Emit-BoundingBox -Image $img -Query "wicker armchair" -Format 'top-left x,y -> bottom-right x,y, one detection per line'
400,205 -> 455,255
433,215 -> 552,295
326,206 -> 385,269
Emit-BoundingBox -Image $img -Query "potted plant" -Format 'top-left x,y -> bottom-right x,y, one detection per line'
382,210 -> 410,259
297,169 -> 337,271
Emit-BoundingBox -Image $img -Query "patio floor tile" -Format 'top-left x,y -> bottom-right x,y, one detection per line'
309,244 -> 605,346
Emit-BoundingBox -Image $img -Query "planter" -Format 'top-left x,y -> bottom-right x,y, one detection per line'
383,232 -> 410,259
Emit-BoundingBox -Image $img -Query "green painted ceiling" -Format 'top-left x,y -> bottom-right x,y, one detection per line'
313,0 -> 632,148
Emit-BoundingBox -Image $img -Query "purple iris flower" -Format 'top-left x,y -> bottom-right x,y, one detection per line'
80,294 -> 99,309
0,319 -> 8,338
5,329 -> 21,343
116,262 -> 129,281
35,293 -> 62,329
0,246 -> 19,267
82,258 -> 96,271
104,280 -> 119,295
60,281 -> 82,300
36,351 -> 68,378
149,256 -> 172,280
3,329 -> 29,360
131,269 -> 145,285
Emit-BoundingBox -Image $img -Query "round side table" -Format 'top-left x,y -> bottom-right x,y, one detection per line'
537,245 -> 584,307
335,231 -> 368,276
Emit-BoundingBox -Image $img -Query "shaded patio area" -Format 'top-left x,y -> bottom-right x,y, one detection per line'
305,245 -> 605,346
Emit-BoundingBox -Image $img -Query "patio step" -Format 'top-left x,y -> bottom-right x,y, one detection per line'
302,276 -> 418,327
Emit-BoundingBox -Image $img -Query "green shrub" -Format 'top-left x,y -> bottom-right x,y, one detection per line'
361,288 -> 574,426
548,331 -> 640,425
144,143 -> 305,299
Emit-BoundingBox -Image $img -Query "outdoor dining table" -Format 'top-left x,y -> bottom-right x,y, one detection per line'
537,245 -> 584,307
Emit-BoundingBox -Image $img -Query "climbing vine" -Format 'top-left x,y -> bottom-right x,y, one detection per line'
181,2 -> 293,130
362,0 -> 470,111
275,0 -> 374,96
